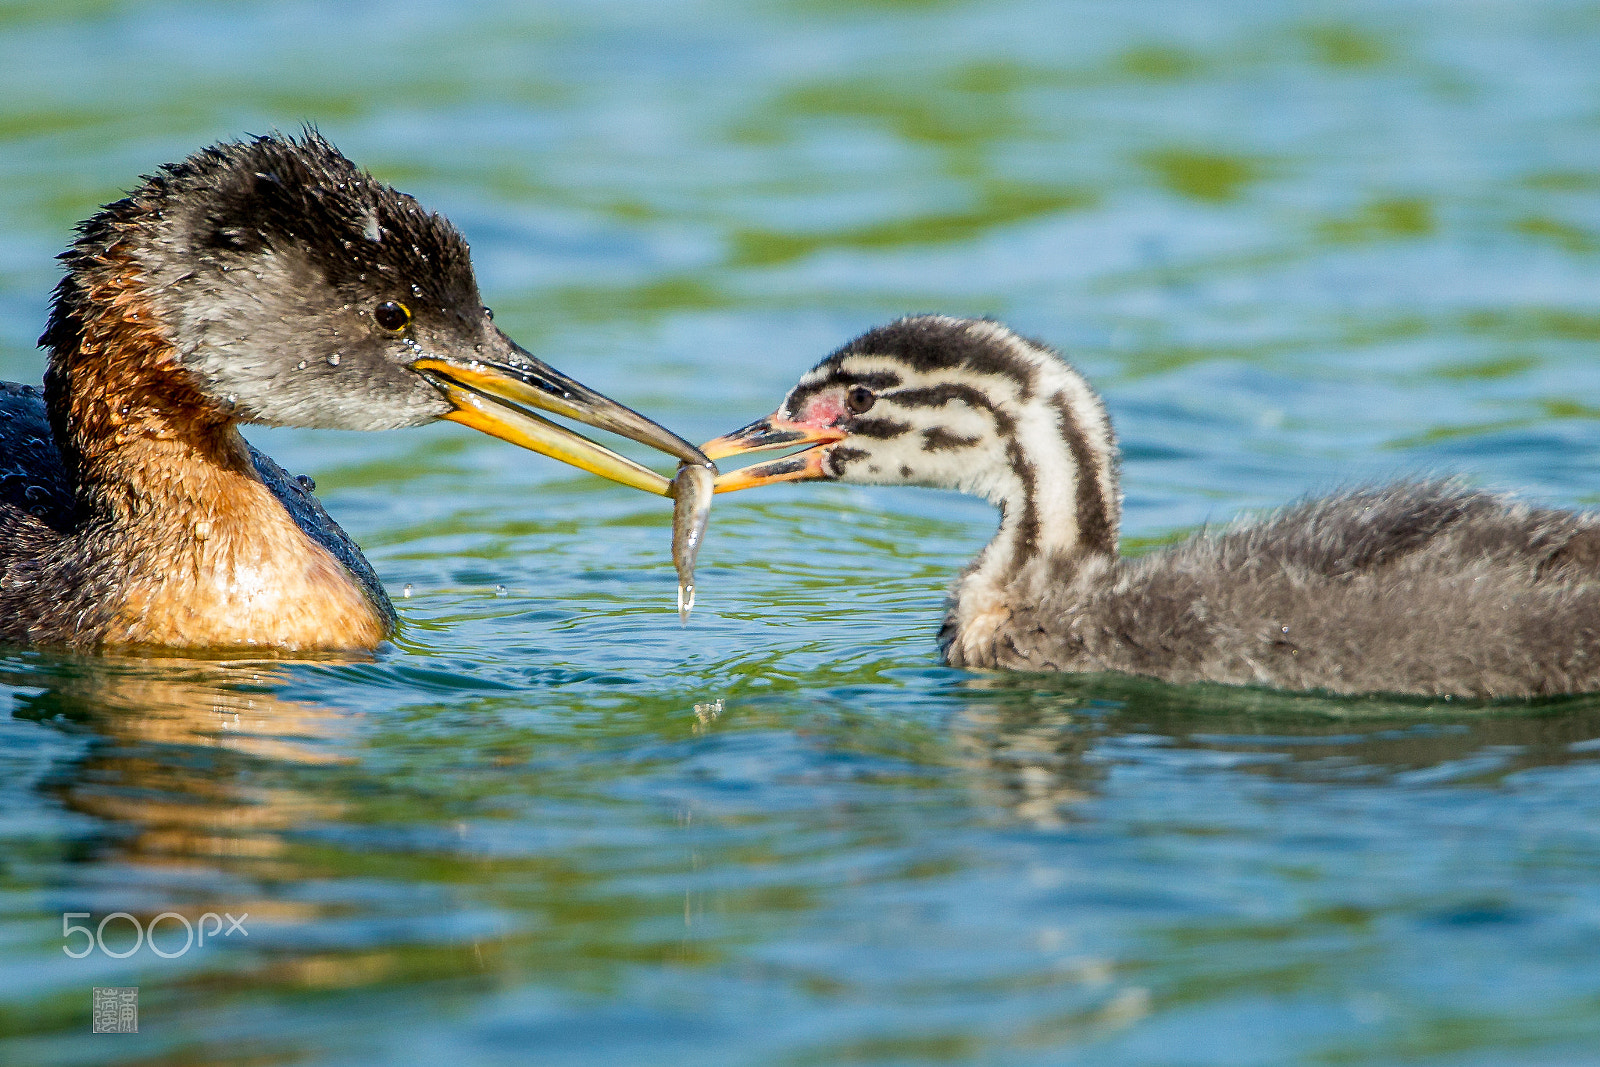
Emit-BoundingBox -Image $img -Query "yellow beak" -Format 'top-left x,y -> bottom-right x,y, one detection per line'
699,414 -> 846,493
414,332 -> 706,496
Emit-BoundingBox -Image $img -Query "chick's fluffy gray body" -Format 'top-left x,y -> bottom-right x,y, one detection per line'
953,481 -> 1600,698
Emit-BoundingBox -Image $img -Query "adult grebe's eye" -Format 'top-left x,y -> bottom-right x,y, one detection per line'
846,385 -> 876,415
375,301 -> 411,331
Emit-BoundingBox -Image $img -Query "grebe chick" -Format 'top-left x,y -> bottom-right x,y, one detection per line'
1,132 -> 706,652
703,315 -> 1600,699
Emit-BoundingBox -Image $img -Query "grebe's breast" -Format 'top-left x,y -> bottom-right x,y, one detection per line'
0,382 -> 396,649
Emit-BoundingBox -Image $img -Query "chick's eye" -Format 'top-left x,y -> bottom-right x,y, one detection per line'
845,385 -> 876,415
374,301 -> 411,331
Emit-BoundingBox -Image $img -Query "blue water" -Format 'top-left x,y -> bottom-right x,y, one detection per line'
3,1 -> 1600,1063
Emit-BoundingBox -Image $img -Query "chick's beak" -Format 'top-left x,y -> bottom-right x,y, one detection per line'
699,413 -> 846,494
414,331 -> 706,496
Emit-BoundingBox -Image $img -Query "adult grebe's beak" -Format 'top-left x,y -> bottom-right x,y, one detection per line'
699,412 -> 846,493
414,331 -> 706,496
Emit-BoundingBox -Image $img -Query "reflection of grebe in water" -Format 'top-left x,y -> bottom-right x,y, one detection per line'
0,132 -> 705,653
9,657 -> 399,991
948,674 -> 1600,827
16,659 -> 355,860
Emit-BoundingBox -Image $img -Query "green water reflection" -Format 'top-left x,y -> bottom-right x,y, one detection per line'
3,0 -> 1600,1064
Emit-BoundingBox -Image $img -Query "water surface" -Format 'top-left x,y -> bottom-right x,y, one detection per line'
3,1 -> 1600,1063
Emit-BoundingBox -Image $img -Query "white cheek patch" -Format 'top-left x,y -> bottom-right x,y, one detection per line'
939,405 -> 991,442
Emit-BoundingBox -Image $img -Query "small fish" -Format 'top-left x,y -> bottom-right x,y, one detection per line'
671,460 -> 716,622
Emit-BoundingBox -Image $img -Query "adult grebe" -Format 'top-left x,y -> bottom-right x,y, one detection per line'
0,132 -> 706,652
703,315 -> 1600,699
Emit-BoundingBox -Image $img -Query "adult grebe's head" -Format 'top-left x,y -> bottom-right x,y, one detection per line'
40,131 -> 703,493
